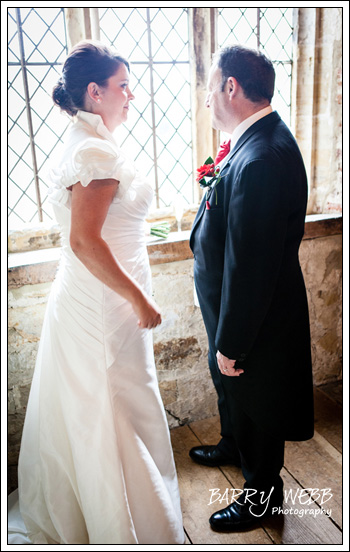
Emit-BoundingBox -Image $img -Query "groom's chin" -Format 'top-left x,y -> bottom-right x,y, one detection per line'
211,119 -> 225,133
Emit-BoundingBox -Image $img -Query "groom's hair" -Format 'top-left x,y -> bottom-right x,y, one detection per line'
213,45 -> 275,103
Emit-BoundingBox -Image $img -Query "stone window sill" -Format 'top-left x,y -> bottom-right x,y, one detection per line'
8,215 -> 342,289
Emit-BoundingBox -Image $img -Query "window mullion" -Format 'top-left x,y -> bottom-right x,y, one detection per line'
257,8 -> 261,50
15,8 -> 43,223
146,8 -> 160,209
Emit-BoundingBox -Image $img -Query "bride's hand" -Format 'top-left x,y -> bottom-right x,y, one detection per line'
133,293 -> 162,329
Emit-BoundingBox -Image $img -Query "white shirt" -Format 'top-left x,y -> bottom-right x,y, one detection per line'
230,105 -> 273,150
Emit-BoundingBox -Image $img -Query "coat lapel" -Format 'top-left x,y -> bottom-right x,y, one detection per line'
219,111 -> 281,173
190,111 -> 281,250
189,193 -> 206,250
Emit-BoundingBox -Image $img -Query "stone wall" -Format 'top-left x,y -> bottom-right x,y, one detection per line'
151,260 -> 218,427
8,221 -> 342,492
292,7 -> 342,215
299,235 -> 342,383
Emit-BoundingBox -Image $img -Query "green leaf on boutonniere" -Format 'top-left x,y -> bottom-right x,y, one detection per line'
204,156 -> 214,165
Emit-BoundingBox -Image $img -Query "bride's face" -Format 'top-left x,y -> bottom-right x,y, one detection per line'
93,63 -> 135,132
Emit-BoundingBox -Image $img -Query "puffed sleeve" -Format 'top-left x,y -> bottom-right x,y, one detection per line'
49,137 -> 135,199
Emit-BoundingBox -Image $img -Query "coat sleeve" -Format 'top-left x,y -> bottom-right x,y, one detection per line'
215,158 -> 288,360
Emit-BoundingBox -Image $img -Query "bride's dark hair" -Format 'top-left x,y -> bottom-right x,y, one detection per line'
52,40 -> 130,116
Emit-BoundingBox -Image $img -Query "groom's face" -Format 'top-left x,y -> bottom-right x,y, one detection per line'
206,64 -> 231,132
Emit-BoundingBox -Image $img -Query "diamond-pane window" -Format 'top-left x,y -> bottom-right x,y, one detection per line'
99,7 -> 192,209
218,8 -> 293,127
9,7 -> 295,228
8,7 -> 69,227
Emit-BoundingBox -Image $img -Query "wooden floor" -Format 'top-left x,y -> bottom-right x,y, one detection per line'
170,382 -> 342,545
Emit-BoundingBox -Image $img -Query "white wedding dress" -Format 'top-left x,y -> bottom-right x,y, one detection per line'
8,111 -> 184,545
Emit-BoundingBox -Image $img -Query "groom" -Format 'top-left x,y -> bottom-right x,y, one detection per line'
189,45 -> 314,531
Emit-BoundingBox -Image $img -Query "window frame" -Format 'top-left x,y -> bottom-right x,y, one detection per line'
8,6 -> 296,234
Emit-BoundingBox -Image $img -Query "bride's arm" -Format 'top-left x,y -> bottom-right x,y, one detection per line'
69,178 -> 161,329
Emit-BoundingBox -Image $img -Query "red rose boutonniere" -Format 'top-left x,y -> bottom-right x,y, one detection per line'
196,157 -> 222,210
196,140 -> 231,210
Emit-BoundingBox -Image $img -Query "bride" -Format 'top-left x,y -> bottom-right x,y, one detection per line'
8,40 -> 184,545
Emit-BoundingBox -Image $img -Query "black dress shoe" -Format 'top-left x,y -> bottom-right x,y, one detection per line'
209,491 -> 283,532
189,445 -> 241,467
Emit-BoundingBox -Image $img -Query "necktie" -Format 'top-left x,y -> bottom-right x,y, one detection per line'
214,139 -> 231,165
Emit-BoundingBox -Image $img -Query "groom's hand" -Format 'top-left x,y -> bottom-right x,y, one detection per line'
216,351 -> 244,377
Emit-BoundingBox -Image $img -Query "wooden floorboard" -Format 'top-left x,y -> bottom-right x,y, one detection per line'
170,383 -> 342,545
314,387 -> 342,452
263,469 -> 342,545
170,425 -> 272,544
317,380 -> 343,406
284,431 -> 342,529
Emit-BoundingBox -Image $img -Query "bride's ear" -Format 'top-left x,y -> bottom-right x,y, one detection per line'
86,82 -> 102,104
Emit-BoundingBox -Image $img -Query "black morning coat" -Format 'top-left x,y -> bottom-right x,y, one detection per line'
190,111 -> 314,441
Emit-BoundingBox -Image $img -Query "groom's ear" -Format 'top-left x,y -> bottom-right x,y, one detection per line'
227,77 -> 239,100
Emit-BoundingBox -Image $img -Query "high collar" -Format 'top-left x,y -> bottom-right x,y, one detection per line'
75,110 -> 117,144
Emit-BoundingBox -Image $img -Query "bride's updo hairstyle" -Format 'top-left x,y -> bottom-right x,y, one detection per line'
52,40 -> 130,116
